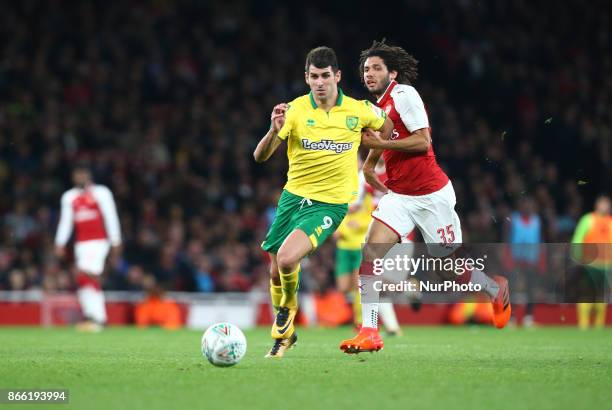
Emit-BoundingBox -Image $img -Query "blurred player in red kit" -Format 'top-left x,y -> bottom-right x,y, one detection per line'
55,165 -> 122,331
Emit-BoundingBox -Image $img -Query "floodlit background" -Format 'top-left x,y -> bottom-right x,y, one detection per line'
0,0 -> 609,328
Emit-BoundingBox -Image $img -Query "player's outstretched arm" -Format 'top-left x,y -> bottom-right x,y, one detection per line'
54,192 -> 74,257
382,127 -> 431,153
253,103 -> 288,163
361,126 -> 430,153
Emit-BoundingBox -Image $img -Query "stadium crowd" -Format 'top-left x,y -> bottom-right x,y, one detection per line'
1,1 -> 609,293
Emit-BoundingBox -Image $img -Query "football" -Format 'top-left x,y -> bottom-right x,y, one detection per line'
201,323 -> 247,367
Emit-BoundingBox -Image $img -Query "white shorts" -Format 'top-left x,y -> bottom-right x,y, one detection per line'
372,181 -> 462,256
74,240 -> 111,275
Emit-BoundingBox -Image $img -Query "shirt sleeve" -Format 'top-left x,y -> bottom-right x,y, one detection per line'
277,103 -> 295,141
96,186 -> 122,246
361,100 -> 386,130
55,192 -> 74,246
571,214 -> 592,244
393,87 -> 429,132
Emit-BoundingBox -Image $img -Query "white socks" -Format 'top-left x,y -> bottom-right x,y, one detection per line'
379,303 -> 400,333
362,302 -> 379,329
470,270 -> 499,298
361,270 -> 499,331
77,287 -> 107,324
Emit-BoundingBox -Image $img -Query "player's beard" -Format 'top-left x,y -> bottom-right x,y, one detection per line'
370,76 -> 391,99
375,77 -> 391,97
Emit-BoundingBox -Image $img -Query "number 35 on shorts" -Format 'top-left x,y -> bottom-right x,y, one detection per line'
436,224 -> 455,244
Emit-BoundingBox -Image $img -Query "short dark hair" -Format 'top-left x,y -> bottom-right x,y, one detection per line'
359,39 -> 419,84
73,162 -> 91,173
305,46 -> 339,73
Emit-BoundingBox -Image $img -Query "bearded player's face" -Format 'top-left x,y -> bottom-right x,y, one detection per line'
72,169 -> 92,188
363,56 -> 395,96
305,65 -> 340,102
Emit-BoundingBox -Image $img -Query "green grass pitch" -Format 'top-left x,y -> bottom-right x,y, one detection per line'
1,326 -> 611,410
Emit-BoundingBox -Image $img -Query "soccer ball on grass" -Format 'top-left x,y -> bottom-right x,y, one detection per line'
201,322 -> 247,367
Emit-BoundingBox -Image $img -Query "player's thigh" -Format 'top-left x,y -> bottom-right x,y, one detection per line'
261,190 -> 301,254
74,240 -> 111,275
371,192 -> 417,243
276,229 -> 314,272
294,201 -> 348,252
411,183 -> 463,256
362,217 -> 407,262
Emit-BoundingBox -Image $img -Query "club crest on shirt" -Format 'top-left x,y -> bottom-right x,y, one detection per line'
346,116 -> 359,130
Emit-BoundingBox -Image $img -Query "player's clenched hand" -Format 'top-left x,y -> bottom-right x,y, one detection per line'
270,103 -> 288,132
361,128 -> 386,149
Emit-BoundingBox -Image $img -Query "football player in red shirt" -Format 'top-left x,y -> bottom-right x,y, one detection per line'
340,40 -> 510,354
55,165 -> 121,331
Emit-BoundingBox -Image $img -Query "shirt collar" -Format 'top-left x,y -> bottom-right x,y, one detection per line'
309,88 -> 344,109
376,80 -> 397,105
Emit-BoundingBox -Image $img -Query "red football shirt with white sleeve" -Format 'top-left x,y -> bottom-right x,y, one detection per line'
376,80 -> 448,195
55,184 -> 121,246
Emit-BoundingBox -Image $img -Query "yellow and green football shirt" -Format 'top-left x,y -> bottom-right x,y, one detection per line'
336,190 -> 374,250
277,89 -> 386,204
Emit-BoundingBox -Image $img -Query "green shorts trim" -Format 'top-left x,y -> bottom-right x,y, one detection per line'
262,190 -> 348,254
335,248 -> 361,277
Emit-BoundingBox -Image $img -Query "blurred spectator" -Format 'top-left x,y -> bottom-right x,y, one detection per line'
194,255 -> 215,293
506,197 -> 542,326
9,269 -> 27,291
135,278 -> 182,330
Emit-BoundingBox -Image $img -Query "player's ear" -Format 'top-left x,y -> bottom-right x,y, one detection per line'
304,71 -> 309,85
335,69 -> 341,83
389,70 -> 398,81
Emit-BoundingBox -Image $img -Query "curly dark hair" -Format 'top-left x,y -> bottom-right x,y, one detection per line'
359,39 -> 419,85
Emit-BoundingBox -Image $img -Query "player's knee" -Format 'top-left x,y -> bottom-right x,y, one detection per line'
269,266 -> 280,283
336,276 -> 350,293
276,251 -> 298,274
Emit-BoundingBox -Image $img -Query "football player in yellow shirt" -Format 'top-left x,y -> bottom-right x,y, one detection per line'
572,195 -> 611,329
254,46 -> 394,358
